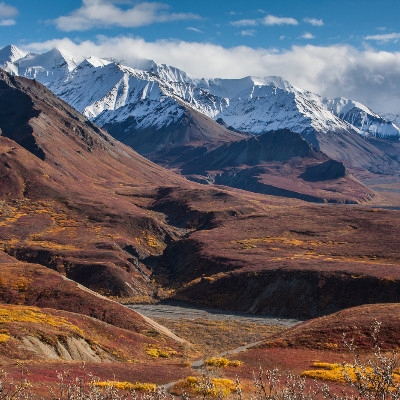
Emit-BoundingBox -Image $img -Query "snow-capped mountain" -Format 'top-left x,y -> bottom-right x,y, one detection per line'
2,44 -> 400,176
382,113 -> 400,128
0,44 -> 27,75
17,48 -> 80,85
3,44 -> 398,141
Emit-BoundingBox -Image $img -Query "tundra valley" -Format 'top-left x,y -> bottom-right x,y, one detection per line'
1,42 -> 400,398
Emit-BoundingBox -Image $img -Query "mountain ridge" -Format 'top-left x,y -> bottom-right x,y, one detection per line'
3,44 -> 399,140
2,44 -> 400,179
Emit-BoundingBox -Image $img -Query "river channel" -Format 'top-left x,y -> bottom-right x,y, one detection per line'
127,302 -> 300,327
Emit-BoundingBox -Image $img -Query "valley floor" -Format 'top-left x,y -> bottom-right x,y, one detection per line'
128,302 -> 297,358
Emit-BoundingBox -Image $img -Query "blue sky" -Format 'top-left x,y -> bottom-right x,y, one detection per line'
1,0 -> 400,114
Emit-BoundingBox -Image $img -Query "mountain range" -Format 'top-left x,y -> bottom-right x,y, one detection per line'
4,43 -> 400,392
2,44 -> 400,182
2,66 -> 400,319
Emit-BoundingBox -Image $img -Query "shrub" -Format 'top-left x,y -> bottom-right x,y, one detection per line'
95,381 -> 157,392
204,357 -> 243,368
0,333 -> 10,343
145,345 -> 177,358
182,375 -> 236,398
1,319 -> 399,400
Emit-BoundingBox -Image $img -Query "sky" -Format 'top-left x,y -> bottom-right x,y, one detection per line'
1,0 -> 400,115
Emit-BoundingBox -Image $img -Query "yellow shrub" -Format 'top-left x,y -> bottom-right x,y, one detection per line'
185,376 -> 236,398
0,306 -> 83,336
146,345 -> 177,358
205,357 -> 243,368
325,342 -> 338,349
95,381 -> 156,391
0,333 -> 10,343
146,235 -> 159,248
301,362 -> 400,384
0,275 -> 30,291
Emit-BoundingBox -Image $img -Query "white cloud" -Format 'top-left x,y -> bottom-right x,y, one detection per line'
0,18 -> 15,26
263,15 -> 298,26
364,33 -> 400,42
239,30 -> 256,37
0,1 -> 17,18
231,19 -> 257,27
24,37 -> 400,114
186,27 -> 203,33
52,0 -> 201,31
232,14 -> 299,29
303,17 -> 324,27
0,1 -> 17,25
300,32 -> 315,39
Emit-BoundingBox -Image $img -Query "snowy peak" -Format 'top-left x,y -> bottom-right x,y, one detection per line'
324,97 -> 400,138
0,44 -> 28,75
83,56 -> 112,68
0,44 -> 27,64
3,44 -> 399,142
382,113 -> 400,127
17,47 -> 80,84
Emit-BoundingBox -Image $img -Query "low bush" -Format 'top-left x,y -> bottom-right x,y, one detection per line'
204,357 -> 243,368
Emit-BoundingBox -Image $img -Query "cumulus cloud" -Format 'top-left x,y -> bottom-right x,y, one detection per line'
364,33 -> 400,42
24,37 -> 400,114
0,1 -> 17,26
263,15 -> 298,26
52,0 -> 201,31
231,14 -> 300,28
303,17 -> 324,26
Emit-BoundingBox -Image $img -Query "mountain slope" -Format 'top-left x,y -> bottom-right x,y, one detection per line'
3,44 -> 400,177
2,66 -> 400,333
178,129 -> 373,203
0,68 -> 196,300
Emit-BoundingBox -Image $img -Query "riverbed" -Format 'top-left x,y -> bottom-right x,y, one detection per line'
127,302 -> 300,327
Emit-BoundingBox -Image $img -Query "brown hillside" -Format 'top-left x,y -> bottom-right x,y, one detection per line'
0,258 -> 151,332
154,200 -> 400,318
2,67 -> 400,322
263,303 -> 400,350
0,68 -> 196,299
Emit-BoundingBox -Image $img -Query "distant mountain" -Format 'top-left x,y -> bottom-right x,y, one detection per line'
0,44 -> 27,75
180,129 -> 373,203
382,113 -> 400,127
3,44 -> 400,176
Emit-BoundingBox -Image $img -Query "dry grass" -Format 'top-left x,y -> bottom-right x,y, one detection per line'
153,317 -> 287,358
